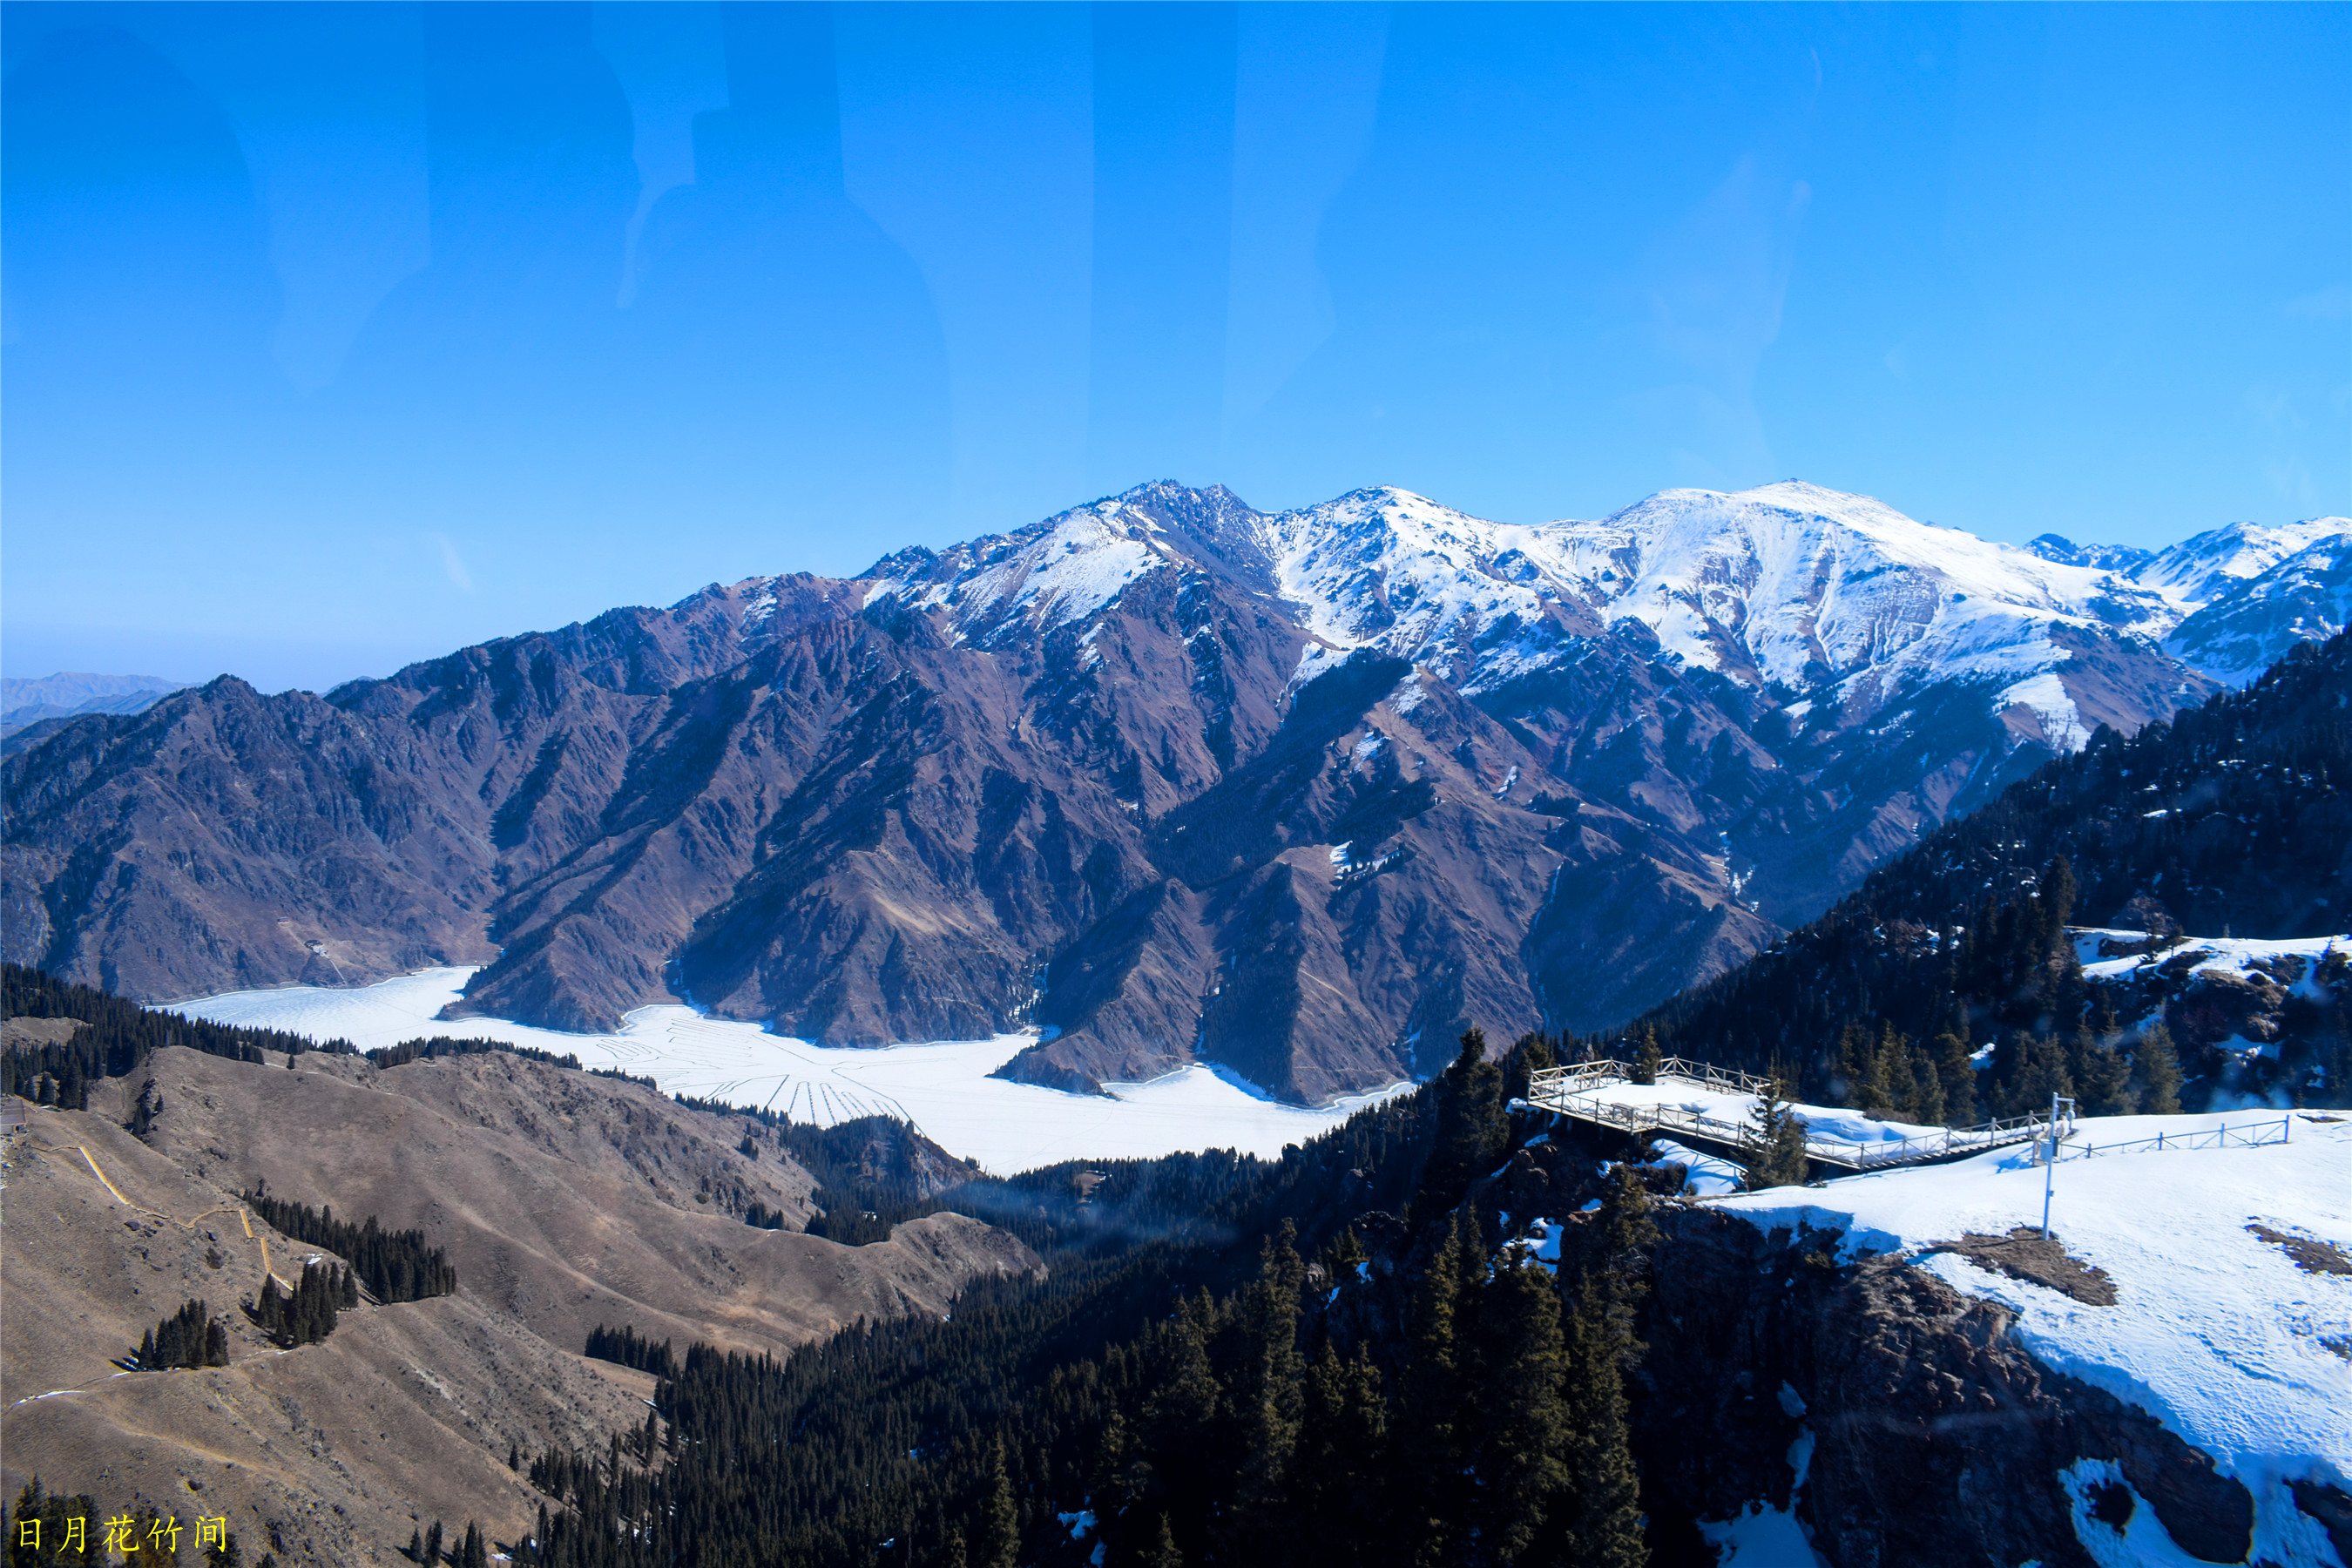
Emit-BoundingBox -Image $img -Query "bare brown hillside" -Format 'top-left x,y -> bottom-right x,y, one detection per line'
0,1051 -> 1037,1564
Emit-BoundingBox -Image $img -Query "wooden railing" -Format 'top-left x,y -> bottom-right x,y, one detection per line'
1523,1059 -> 2056,1171
1525,1058 -> 2315,1179
1531,1057 -> 1774,1098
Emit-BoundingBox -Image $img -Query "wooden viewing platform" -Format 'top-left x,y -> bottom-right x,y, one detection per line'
1523,1057 -> 2061,1173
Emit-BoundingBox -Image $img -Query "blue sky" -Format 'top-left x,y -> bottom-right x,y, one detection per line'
4,2 -> 2347,693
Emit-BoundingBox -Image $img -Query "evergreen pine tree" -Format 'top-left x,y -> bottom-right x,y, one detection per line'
2042,855 -> 2078,944
2072,1031 -> 2133,1116
1297,1343 -> 1387,1562
125,1078 -> 159,1140
2012,1034 -> 2075,1117
1470,1252 -> 1570,1561
1504,1031 -> 1558,1105
1552,1164 -> 1661,1567
2133,1024 -> 2183,1115
1399,1211 -> 1475,1566
254,1276 -> 285,1342
1412,1028 -> 1506,1226
1558,1288 -> 1647,1568
1908,1042 -> 1946,1125
422,1521 -> 443,1567
1835,1021 -> 1872,1107
1140,1292 -> 1220,1502
130,1507 -> 180,1568
1934,1031 -> 1978,1125
1139,1514 -> 1183,1568
2090,987 -> 2120,1040
1233,1224 -> 1306,1538
1743,1076 -> 1810,1190
1631,1025 -> 1662,1086
981,1438 -> 1019,1568
1587,1164 -> 1661,1342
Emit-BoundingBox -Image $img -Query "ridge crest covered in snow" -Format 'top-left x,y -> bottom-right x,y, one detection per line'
804,478 -> 2343,749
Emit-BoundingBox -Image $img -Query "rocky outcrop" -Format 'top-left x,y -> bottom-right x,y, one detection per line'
1632,1206 -> 2256,1568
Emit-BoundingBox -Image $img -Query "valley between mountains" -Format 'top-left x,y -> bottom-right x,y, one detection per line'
6,480 -> 2343,1105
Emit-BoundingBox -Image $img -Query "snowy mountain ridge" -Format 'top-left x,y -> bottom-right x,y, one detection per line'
834,478 -> 2344,756
2160,531 -> 2352,686
2135,516 -> 2350,606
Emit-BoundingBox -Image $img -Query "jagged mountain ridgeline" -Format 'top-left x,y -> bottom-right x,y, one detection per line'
5,482 -> 2344,1102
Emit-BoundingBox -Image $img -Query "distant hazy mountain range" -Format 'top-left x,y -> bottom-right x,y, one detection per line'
0,672 -> 187,743
3,483 -> 2342,1102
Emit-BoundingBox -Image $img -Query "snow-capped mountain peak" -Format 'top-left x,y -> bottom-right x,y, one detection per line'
811,479 -> 2342,754
852,490 -> 1179,645
2136,517 -> 2349,606
1230,480 -> 2184,750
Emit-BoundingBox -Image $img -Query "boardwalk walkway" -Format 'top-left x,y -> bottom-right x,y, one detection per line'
1523,1057 -> 2057,1173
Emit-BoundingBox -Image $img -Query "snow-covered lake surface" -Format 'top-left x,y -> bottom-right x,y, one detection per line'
174,968 -> 1411,1178
1716,1112 -> 2352,1568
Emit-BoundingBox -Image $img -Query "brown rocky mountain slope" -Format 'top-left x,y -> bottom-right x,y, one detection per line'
3,481 -> 2215,1102
0,1047 -> 1035,1564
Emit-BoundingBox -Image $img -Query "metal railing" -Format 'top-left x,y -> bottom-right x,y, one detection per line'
2048,1116 -> 2293,1163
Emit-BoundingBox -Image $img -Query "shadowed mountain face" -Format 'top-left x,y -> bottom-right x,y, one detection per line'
3,479 -> 2284,1102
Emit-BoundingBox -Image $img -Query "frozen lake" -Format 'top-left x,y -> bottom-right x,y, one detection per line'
175,968 -> 1412,1178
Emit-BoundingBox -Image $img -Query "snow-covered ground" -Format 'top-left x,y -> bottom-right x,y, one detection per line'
1567,1078 -> 1948,1147
1638,1136 -> 1745,1198
1715,1112 -> 2352,1567
173,969 -> 1409,1178
2071,928 -> 2345,990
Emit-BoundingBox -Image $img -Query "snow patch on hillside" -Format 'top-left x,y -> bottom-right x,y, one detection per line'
2073,930 -> 2345,990
1999,670 -> 2093,751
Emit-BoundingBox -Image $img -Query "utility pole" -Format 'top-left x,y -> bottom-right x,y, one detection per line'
2041,1093 -> 2077,1239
